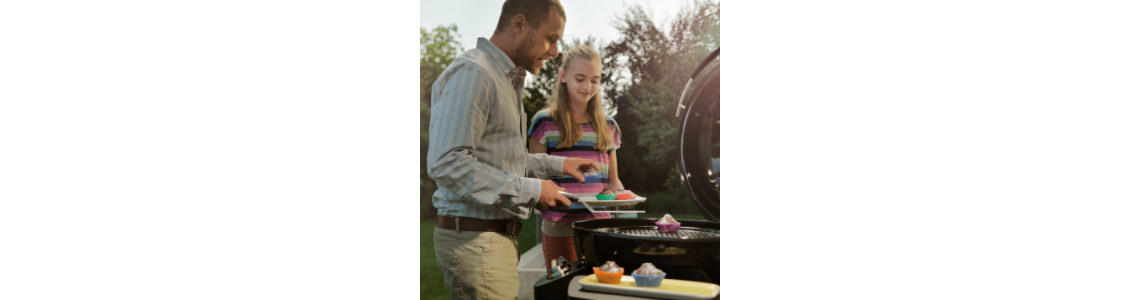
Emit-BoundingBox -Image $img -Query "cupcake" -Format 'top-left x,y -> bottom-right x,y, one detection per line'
582,170 -> 602,184
592,261 -> 624,284
595,188 -> 617,200
655,214 -> 681,233
631,263 -> 666,287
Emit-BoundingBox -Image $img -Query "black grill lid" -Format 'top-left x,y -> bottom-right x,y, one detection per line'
677,48 -> 720,222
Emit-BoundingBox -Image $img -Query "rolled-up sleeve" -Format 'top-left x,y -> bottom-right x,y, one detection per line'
526,153 -> 566,180
427,64 -> 539,209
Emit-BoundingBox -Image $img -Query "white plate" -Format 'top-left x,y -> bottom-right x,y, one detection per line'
577,197 -> 647,207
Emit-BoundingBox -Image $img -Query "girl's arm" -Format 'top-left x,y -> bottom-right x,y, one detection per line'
608,151 -> 640,199
529,136 -> 548,154
607,150 -> 622,189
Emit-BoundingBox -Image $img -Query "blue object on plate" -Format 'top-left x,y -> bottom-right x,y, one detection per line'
583,173 -> 602,184
632,273 -> 666,287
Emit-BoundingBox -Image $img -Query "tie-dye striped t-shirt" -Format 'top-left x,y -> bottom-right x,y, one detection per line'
527,110 -> 622,223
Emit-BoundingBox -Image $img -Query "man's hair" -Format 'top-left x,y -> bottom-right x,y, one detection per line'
494,0 -> 565,34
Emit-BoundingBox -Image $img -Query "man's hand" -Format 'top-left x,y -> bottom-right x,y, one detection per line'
535,180 -> 572,211
562,158 -> 601,184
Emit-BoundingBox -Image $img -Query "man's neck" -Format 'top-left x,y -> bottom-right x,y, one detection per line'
488,33 -> 517,65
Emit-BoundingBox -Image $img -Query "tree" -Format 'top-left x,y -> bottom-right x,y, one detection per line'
420,24 -> 464,220
604,0 -> 720,192
421,25 -> 464,104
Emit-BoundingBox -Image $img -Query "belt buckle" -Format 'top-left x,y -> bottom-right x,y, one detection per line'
505,221 -> 522,236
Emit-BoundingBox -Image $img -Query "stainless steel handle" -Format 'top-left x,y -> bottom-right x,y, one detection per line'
675,78 -> 694,117
558,191 -> 579,202
676,48 -> 719,117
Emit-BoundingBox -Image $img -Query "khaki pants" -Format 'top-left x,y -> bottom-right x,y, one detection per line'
433,226 -> 520,300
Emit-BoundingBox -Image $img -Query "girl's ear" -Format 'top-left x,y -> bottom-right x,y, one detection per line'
559,69 -> 565,83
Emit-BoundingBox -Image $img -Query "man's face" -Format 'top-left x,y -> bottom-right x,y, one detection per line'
514,7 -> 565,75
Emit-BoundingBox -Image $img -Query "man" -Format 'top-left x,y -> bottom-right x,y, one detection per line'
426,0 -> 596,299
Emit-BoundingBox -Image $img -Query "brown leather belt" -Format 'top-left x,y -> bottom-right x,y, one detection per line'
436,215 -> 523,236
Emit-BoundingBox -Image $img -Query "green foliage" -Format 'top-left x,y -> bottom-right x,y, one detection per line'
419,220 -> 448,300
604,0 -> 720,193
420,24 -> 464,102
637,189 -> 702,215
420,25 -> 463,220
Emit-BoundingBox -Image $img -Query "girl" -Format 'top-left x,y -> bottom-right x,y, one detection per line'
527,45 -> 640,269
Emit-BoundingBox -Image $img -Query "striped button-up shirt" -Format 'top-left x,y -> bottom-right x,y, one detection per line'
428,37 -> 566,221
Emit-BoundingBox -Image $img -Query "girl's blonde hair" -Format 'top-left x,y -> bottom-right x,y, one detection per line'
545,45 -> 613,152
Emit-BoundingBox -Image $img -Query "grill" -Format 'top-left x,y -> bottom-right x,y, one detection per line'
569,218 -> 721,286
599,226 -> 720,239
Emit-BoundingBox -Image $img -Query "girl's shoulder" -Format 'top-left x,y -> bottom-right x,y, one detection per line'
528,110 -> 558,136
530,110 -> 556,125
603,115 -> 619,127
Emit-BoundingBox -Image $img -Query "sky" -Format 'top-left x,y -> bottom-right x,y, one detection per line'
420,0 -> 701,85
420,0 -> 696,50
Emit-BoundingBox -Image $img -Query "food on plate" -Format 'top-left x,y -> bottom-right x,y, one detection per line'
595,188 -> 617,200
632,262 -> 664,276
599,261 -> 621,273
592,261 -> 624,284
631,262 -> 667,287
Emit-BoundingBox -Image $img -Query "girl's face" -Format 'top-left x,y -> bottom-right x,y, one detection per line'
560,57 -> 602,105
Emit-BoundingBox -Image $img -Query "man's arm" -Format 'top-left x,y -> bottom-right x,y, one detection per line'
426,64 -> 541,209
530,154 -> 600,184
524,118 -> 599,183
525,152 -> 566,180
526,134 -> 564,179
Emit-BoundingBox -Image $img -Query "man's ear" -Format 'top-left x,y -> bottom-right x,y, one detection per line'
511,14 -> 527,38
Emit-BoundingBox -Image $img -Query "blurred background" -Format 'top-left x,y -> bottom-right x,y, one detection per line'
420,1 -> 718,298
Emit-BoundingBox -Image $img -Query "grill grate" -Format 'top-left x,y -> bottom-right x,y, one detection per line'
604,227 -> 720,239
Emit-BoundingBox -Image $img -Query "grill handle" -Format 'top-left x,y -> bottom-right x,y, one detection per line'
675,48 -> 720,117
559,191 -> 579,203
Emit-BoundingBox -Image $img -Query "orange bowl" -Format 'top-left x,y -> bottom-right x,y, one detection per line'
592,267 -> 625,284
615,193 -> 632,200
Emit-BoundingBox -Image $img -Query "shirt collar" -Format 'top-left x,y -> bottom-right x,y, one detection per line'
477,37 -> 528,88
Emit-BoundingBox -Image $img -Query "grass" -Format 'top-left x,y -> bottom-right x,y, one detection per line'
420,220 -> 449,300
637,189 -> 703,216
420,212 -> 704,299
